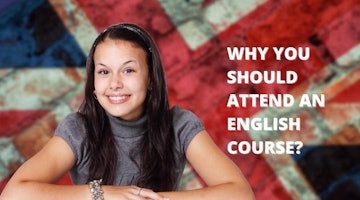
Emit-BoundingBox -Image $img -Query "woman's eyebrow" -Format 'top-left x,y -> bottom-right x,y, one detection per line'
95,63 -> 108,68
94,60 -> 137,68
121,60 -> 136,67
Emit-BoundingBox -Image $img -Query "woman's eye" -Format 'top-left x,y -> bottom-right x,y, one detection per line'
124,68 -> 135,74
98,70 -> 109,75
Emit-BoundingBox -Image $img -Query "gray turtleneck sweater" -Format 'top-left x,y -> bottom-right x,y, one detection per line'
54,106 -> 204,189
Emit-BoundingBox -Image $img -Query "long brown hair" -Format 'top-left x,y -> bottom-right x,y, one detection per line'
78,23 -> 176,191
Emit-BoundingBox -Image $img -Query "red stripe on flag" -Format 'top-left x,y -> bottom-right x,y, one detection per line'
0,110 -> 49,137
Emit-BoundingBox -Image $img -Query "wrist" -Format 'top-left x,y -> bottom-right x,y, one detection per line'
88,179 -> 104,200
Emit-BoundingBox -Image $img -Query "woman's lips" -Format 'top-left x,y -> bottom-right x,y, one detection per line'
108,95 -> 130,104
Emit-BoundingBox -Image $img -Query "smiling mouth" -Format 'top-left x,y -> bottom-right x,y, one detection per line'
108,95 -> 130,103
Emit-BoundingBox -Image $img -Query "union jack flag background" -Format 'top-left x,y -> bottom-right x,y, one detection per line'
1,0 -> 360,199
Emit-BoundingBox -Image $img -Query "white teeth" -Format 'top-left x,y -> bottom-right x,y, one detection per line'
109,96 -> 127,101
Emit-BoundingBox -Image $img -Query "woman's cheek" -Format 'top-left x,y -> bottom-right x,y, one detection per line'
94,78 -> 108,92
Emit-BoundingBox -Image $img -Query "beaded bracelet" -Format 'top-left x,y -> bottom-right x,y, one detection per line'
88,179 -> 104,200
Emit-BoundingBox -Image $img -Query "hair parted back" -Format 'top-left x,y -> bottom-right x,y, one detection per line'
78,23 -> 176,191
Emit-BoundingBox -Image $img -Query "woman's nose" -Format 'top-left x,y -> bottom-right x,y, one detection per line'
110,75 -> 123,90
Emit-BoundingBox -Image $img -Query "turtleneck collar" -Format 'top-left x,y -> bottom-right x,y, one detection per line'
106,112 -> 147,138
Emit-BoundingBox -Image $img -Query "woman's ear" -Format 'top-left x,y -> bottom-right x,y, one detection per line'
147,79 -> 152,91
93,90 -> 98,100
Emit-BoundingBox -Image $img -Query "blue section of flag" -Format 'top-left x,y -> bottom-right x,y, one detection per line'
0,0 -> 86,68
0,0 -> 20,13
295,145 -> 360,199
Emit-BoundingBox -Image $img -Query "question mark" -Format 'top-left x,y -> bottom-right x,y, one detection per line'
295,141 -> 303,154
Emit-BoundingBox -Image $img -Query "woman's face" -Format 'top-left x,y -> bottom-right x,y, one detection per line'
93,39 -> 149,121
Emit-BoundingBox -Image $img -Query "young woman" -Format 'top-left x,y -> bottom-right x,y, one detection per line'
1,23 -> 254,200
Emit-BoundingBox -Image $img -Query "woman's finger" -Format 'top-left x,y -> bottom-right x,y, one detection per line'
133,186 -> 168,200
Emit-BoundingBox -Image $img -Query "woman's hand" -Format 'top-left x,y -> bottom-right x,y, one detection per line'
103,185 -> 169,200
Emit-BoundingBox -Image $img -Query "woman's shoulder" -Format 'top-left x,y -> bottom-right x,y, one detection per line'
171,105 -> 204,134
171,106 -> 205,153
58,112 -> 84,127
171,105 -> 200,122
54,112 -> 87,166
55,112 -> 86,137
63,112 -> 83,121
